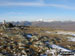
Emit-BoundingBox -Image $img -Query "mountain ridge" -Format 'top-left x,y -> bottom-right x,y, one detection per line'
1,20 -> 75,31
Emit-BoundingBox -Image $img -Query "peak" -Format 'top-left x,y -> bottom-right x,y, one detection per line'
36,19 -> 57,22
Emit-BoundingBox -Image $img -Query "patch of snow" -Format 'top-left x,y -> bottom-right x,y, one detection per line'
57,31 -> 75,36
45,31 -> 51,34
51,44 -> 71,52
67,37 -> 75,42
26,34 -> 32,38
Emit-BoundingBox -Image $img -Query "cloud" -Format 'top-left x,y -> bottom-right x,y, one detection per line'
46,4 -> 75,10
0,0 -> 75,10
0,2 -> 41,6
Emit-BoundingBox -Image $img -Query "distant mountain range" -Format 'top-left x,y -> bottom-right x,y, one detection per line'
31,21 -> 75,31
1,20 -> 75,31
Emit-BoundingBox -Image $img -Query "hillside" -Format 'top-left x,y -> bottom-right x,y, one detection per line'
1,21 -> 75,31
31,21 -> 75,31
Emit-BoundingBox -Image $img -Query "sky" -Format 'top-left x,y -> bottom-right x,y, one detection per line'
0,0 -> 75,22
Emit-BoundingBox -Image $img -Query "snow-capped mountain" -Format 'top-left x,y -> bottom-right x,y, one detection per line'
36,19 -> 58,22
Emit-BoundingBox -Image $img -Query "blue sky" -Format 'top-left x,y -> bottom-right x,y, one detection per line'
0,0 -> 75,22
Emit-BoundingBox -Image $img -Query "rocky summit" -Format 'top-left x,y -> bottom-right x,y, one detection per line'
0,23 -> 75,56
